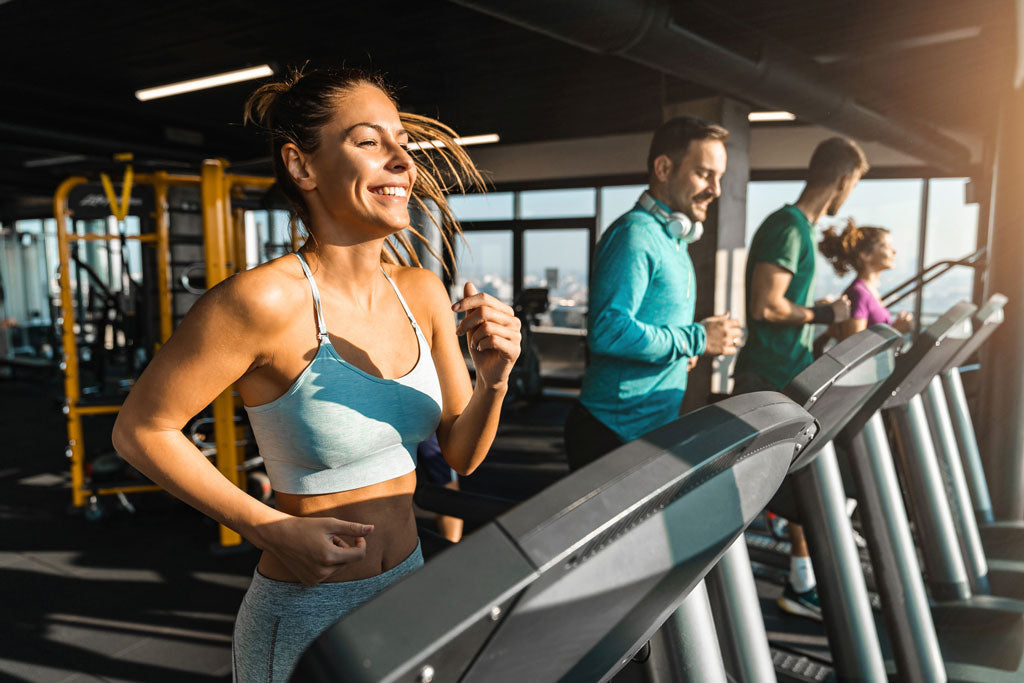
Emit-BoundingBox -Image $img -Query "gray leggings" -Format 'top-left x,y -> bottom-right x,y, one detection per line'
233,540 -> 423,683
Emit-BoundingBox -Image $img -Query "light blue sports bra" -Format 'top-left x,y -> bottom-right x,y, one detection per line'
244,253 -> 443,495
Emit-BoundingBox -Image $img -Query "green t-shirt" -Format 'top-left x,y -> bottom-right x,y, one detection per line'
735,205 -> 816,389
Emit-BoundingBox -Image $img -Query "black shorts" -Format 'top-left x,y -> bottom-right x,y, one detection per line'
416,434 -> 457,486
563,401 -> 625,472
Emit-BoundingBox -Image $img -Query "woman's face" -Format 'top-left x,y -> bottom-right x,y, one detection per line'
862,232 -> 896,273
301,83 -> 416,236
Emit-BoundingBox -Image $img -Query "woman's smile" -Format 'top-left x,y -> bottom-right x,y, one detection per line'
368,184 -> 409,200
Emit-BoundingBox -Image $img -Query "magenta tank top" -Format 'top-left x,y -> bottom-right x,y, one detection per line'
844,279 -> 892,326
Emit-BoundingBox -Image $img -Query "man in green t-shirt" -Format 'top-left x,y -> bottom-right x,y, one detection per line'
735,136 -> 868,620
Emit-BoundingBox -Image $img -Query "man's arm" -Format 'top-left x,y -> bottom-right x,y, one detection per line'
748,262 -> 850,326
588,227 -> 707,363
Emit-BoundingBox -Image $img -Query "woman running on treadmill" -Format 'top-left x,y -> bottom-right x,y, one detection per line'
819,220 -> 914,341
112,66 -> 520,682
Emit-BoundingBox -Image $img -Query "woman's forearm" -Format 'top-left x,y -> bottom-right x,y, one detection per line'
113,424 -> 287,547
439,381 -> 506,476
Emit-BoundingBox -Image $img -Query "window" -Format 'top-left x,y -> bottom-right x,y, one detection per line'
827,179 -> 923,317
599,184 -> 647,234
454,230 -> 514,304
451,187 -> 614,325
923,178 -> 979,323
519,188 -> 595,219
523,229 -> 589,328
448,192 -> 515,221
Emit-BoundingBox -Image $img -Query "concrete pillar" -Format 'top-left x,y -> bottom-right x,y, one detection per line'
979,87 -> 1024,520
664,97 -> 750,414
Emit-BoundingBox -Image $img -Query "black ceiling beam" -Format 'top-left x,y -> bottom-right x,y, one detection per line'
450,0 -> 974,173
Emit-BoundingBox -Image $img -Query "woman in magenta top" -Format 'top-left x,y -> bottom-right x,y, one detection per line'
819,221 -> 914,341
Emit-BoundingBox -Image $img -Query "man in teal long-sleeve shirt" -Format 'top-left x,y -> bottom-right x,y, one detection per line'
565,116 -> 742,470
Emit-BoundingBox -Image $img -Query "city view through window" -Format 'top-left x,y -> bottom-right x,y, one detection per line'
450,177 -> 979,332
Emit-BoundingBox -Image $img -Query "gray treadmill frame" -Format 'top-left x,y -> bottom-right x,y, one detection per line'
704,325 -> 900,683
294,394 -> 817,683
846,301 -> 1024,682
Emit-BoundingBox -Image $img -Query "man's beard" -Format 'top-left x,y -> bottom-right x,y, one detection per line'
686,191 -> 716,220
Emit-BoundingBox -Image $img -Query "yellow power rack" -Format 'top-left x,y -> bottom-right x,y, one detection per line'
55,159 -> 275,547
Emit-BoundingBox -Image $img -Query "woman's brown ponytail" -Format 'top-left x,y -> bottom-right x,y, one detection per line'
819,220 -> 889,276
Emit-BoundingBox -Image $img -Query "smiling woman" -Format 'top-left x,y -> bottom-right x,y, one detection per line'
110,65 -> 521,682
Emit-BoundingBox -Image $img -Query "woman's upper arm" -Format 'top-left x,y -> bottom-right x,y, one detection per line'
117,274 -> 278,436
420,272 -> 473,434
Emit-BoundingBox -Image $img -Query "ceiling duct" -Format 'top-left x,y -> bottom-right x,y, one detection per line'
451,0 -> 971,172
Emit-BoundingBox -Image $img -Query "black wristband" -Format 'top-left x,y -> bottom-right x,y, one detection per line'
811,304 -> 835,325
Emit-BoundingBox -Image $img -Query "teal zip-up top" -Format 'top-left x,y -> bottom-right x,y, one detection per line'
580,197 -> 707,442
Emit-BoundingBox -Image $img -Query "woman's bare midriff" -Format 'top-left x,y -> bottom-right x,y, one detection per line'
257,470 -> 419,583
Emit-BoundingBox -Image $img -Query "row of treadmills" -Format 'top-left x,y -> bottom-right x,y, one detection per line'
293,294 -> 1020,683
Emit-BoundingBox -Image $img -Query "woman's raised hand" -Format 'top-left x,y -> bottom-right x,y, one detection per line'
261,516 -> 373,586
452,282 -> 522,390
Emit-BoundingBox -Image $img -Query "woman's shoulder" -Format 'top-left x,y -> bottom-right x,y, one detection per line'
843,279 -> 881,318
386,264 -> 449,302
843,278 -> 871,298
196,255 -> 308,330
385,264 -> 452,331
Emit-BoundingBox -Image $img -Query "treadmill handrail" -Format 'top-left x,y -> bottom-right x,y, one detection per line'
785,323 -> 901,468
843,301 -> 976,438
943,293 -> 1008,372
881,247 -> 986,309
499,393 -> 818,569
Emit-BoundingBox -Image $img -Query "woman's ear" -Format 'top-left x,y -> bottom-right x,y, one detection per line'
282,143 -> 317,191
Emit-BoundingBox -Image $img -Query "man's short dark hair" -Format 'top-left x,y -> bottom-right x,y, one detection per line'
806,137 -> 869,188
647,116 -> 729,175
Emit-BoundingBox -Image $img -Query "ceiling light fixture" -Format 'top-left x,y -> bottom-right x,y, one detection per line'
24,154 -> 88,168
407,133 -> 500,151
136,65 -> 274,102
748,111 -> 796,123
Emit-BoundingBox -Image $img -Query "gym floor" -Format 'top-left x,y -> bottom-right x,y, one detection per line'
0,378 -> 569,682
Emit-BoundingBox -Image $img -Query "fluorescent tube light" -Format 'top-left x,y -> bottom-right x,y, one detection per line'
748,111 -> 796,122
136,65 -> 274,101
24,154 -> 87,168
407,133 -> 500,151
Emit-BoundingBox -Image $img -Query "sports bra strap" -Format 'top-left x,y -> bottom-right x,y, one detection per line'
293,252 -> 329,342
380,268 -> 420,330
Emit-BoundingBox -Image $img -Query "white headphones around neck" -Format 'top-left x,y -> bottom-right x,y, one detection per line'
637,191 -> 704,244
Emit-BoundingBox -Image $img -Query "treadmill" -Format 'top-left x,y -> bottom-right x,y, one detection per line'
292,393 -> 817,683
935,294 -> 1007,527
924,295 -> 1024,575
842,301 -> 1024,682
910,294 -> 1024,600
699,325 -> 902,683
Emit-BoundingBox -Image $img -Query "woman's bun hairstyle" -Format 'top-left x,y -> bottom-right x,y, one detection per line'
244,65 -> 486,275
819,219 -> 890,276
